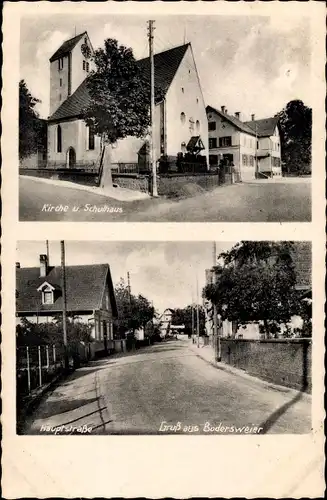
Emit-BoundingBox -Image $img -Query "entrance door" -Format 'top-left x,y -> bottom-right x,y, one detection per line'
66,147 -> 76,168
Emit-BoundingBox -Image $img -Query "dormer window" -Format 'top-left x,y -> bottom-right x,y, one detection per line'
43,290 -> 54,304
37,281 -> 58,305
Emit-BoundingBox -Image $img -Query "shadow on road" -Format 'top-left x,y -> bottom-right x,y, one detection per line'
33,395 -> 100,419
259,390 -> 310,433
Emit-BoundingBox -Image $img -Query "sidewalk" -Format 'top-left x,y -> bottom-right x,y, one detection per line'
188,339 -> 311,400
20,175 -> 150,202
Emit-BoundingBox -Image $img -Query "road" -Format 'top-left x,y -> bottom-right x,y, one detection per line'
20,176 -> 311,222
24,339 -> 311,435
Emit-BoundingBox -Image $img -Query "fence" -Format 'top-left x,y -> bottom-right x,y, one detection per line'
111,162 -> 150,175
16,344 -> 66,403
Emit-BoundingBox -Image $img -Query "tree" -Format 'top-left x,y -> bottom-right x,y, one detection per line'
83,38 -> 164,146
19,80 -> 43,159
203,242 -> 304,338
172,305 -> 206,336
114,278 -> 155,336
276,100 -> 312,175
16,316 -> 93,346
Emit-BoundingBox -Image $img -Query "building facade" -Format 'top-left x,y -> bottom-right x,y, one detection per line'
206,105 -> 282,181
47,32 -> 209,175
16,254 -> 118,354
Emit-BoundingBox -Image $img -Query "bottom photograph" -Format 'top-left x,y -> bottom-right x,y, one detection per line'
16,240 -> 312,435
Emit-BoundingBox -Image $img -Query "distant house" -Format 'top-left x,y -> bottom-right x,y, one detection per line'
16,254 -> 118,355
159,308 -> 174,338
46,31 -> 209,174
206,105 -> 282,181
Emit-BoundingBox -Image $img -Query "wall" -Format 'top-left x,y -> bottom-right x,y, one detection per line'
207,110 -> 241,173
112,174 -> 149,193
50,53 -> 70,116
110,104 -> 161,164
165,45 -> 209,165
20,168 -> 99,187
239,132 -> 257,181
219,338 -> 312,392
48,119 -> 100,165
157,172 -> 231,196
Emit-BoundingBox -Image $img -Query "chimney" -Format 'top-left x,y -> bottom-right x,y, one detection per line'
221,105 -> 225,114
251,114 -> 255,121
16,262 -> 20,269
39,254 -> 48,277
235,112 -> 241,120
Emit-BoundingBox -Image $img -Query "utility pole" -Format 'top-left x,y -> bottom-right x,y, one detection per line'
148,20 -> 158,197
127,271 -> 132,305
196,273 -> 200,348
212,242 -> 221,362
61,241 -> 69,371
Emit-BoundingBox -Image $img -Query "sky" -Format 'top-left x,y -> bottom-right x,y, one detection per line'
16,240 -> 235,313
20,14 -> 311,119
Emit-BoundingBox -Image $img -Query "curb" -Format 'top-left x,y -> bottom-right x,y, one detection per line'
20,175 -> 150,202
189,344 -> 312,400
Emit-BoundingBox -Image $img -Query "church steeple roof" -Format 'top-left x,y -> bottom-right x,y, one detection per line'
49,31 -> 87,62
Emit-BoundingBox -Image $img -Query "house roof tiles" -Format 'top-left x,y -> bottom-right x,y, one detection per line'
16,263 -> 118,316
48,43 -> 190,122
244,117 -> 279,137
206,105 -> 257,136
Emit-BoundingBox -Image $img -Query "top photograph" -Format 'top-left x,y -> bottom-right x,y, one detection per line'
19,14 -> 312,222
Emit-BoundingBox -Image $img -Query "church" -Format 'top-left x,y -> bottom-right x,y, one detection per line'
46,31 -> 209,173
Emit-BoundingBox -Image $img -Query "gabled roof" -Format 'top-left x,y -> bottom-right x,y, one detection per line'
206,105 -> 256,136
48,43 -> 190,122
137,43 -> 189,96
244,117 -> 279,137
16,263 -> 118,317
50,32 -> 86,62
187,135 -> 205,153
49,77 -> 92,122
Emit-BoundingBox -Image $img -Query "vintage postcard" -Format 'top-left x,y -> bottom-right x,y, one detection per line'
16,4 -> 314,223
1,0 -> 325,498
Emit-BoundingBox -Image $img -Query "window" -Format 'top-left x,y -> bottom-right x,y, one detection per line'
209,154 -> 219,166
196,120 -> 200,132
86,125 -> 95,150
58,58 -> 63,70
43,291 -> 53,305
83,60 -> 86,71
209,138 -> 217,149
84,37 -> 87,44
181,87 -> 184,93
57,125 -> 62,153
219,136 -> 232,147
196,98 -> 199,104
249,155 -> 254,167
189,117 -> 194,132
86,62 -> 89,72
59,93 -> 62,101
242,154 -> 248,166
60,78 -> 62,87
180,112 -> 186,124
208,121 -> 216,131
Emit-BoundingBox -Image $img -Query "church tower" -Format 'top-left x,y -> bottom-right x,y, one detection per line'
49,31 -> 94,116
